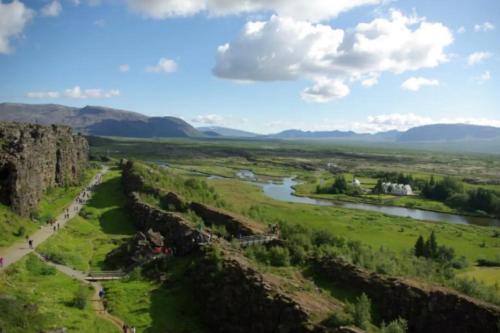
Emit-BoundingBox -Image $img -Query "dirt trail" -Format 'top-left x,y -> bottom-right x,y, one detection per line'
33,252 -> 125,332
0,166 -> 108,271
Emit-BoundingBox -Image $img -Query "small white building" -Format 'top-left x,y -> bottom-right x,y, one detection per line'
352,178 -> 361,187
381,182 -> 413,196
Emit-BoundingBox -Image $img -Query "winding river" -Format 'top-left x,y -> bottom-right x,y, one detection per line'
233,171 -> 500,227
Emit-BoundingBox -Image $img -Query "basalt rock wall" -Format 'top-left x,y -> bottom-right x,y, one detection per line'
313,256 -> 500,333
121,160 -> 208,255
0,121 -> 88,216
125,192 -> 208,255
192,247 -> 317,333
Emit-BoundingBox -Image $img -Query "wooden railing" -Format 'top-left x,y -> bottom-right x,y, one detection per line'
237,234 -> 278,247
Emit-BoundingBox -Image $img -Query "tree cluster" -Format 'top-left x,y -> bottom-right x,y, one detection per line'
421,176 -> 500,216
317,175 -> 362,195
414,231 -> 455,263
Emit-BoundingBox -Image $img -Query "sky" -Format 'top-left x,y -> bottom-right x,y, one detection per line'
0,0 -> 499,134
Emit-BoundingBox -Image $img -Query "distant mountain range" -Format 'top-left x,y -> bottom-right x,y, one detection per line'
0,103 -> 200,138
198,126 -> 259,138
1,103 -> 499,146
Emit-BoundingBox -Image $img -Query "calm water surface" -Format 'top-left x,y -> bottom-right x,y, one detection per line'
240,172 -> 500,227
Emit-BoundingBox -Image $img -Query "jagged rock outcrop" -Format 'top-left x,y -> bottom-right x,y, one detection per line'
0,122 -> 88,216
313,256 -> 500,333
106,229 -> 165,268
193,246 -> 319,333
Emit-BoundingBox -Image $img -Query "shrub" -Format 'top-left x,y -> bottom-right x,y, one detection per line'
210,224 -> 229,238
352,293 -> 372,330
127,267 -> 142,281
380,318 -> 408,333
14,226 -> 26,237
71,286 -> 88,309
268,246 -> 291,266
325,310 -> 354,328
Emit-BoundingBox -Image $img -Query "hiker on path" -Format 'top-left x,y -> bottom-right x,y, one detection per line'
53,225 -> 56,232
0,256 -> 4,268
57,223 -> 60,231
130,326 -> 136,333
28,239 -> 33,249
99,288 -> 105,299
122,324 -> 129,333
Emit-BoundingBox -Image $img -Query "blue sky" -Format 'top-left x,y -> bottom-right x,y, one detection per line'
0,0 -> 498,133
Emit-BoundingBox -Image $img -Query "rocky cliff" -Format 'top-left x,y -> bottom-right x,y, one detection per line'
313,256 -> 500,333
0,122 -> 88,216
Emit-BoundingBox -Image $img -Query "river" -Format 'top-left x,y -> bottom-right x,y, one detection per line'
231,171 -> 500,227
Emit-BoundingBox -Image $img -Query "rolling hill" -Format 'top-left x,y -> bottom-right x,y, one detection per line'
0,103 -> 201,138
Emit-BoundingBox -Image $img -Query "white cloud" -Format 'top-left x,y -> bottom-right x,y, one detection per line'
401,77 -> 439,91
119,64 -> 130,72
457,26 -> 466,34
351,113 -> 500,133
474,22 -> 495,32
467,51 -> 492,66
41,1 -> 62,17
213,10 -> 453,101
301,78 -> 350,102
27,86 -> 120,99
26,91 -> 61,98
146,57 -> 177,74
474,70 -> 491,84
0,0 -> 34,54
192,114 -> 224,125
361,76 -> 379,87
64,86 -> 120,99
353,113 -> 433,132
126,0 -> 382,22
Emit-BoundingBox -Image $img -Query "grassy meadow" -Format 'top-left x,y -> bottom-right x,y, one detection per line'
38,168 -> 135,271
0,254 -> 119,333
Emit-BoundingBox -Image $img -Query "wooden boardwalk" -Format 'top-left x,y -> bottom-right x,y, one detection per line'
237,234 -> 278,247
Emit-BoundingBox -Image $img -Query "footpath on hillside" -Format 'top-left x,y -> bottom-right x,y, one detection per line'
0,165 -> 108,271
0,164 -> 130,332
33,252 -> 125,331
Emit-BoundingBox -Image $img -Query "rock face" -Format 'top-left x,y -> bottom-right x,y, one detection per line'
193,247 -> 315,333
313,256 -> 500,333
0,122 -> 88,216
126,192 -> 209,255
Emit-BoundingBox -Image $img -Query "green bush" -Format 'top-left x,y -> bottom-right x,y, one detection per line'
353,293 -> 372,330
268,246 -> 291,267
380,318 -> 408,333
127,267 -> 143,281
14,226 -> 26,237
71,286 -> 88,310
325,310 -> 354,328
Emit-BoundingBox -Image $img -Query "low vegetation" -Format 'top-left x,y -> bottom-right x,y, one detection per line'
38,169 -> 135,271
0,254 -> 118,332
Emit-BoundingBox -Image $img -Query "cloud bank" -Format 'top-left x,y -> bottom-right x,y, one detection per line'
213,10 -> 453,102
0,0 -> 34,54
126,0 -> 382,22
27,86 -> 120,99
